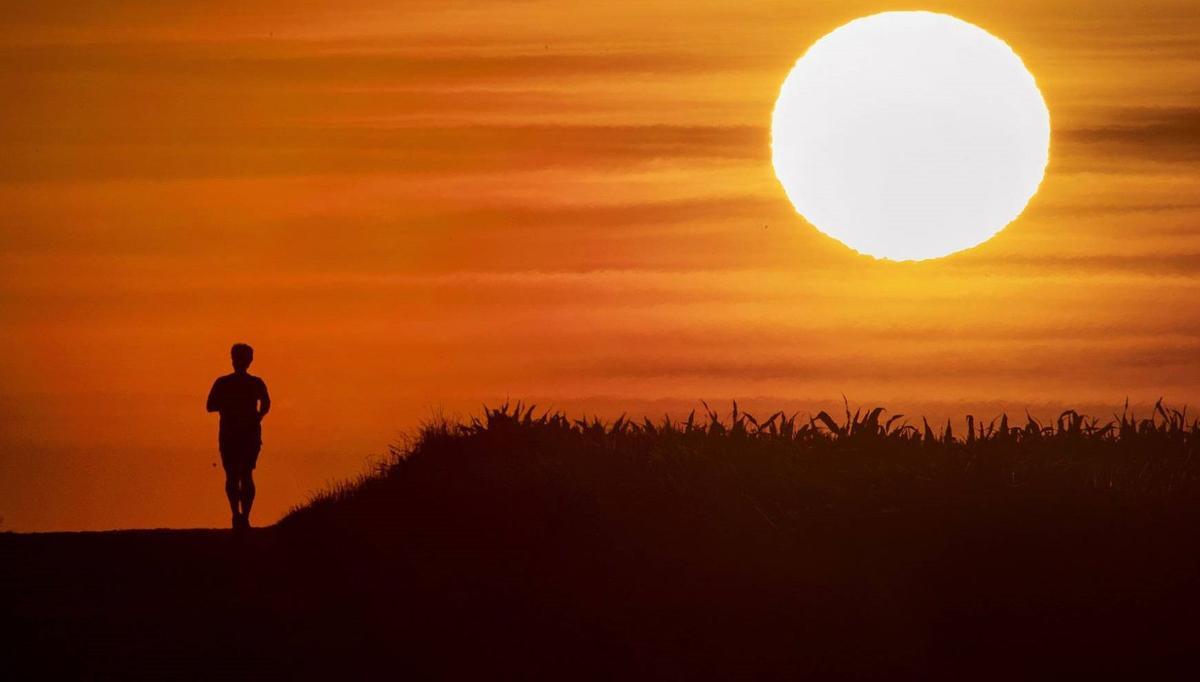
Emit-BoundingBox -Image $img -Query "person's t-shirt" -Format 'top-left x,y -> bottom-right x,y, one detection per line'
208,373 -> 269,444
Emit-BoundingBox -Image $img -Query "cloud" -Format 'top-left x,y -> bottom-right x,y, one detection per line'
1057,107 -> 1200,163
0,124 -> 765,182
1031,201 -> 1200,217
950,252 -> 1200,277
503,341 -> 1200,384
0,41 -> 752,86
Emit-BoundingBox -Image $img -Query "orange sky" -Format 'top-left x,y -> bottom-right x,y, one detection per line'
2,0 -> 1199,531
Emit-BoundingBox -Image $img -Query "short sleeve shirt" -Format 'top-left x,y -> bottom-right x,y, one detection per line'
208,373 -> 269,447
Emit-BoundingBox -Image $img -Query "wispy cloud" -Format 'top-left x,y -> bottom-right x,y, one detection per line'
1,124 -> 764,181
1058,107 -> 1200,162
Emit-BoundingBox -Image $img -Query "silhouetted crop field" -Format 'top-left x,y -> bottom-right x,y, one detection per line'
266,401 -> 1200,677
286,400 -> 1200,531
7,402 -> 1200,678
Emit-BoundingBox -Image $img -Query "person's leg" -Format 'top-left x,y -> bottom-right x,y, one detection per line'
221,445 -> 241,528
240,470 -> 256,526
224,471 -> 240,528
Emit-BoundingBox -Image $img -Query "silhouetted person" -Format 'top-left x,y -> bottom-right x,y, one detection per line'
206,343 -> 270,531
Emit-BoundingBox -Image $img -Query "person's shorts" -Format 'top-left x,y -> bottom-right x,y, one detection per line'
220,441 -> 261,474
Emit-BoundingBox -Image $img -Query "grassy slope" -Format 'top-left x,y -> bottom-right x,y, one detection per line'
5,402 -> 1200,678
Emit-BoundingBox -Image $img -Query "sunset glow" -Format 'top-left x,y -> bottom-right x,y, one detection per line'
2,1 -> 1199,532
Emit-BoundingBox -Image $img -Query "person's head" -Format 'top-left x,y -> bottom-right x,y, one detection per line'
230,343 -> 254,372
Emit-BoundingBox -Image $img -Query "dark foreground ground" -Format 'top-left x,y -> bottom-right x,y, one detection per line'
5,405 -> 1200,678
5,509 -> 1200,679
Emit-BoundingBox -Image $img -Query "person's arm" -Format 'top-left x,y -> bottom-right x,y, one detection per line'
257,379 -> 271,421
206,379 -> 221,413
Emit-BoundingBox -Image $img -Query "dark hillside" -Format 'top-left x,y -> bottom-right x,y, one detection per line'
5,402 -> 1200,678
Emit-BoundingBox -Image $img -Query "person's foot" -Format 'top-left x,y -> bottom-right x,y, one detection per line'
241,514 -> 252,530
231,513 -> 241,531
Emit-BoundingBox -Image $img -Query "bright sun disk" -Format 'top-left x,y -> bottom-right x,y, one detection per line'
771,11 -> 1050,261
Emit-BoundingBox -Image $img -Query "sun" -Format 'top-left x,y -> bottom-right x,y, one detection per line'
771,11 -> 1050,261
